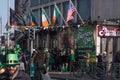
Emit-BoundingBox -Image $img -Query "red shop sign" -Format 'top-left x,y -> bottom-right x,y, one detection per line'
98,25 -> 120,37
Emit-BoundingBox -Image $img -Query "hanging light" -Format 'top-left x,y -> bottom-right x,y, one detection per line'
62,26 -> 65,29
44,27 -> 48,30
117,20 -> 120,27
77,25 -> 80,28
104,19 -> 107,22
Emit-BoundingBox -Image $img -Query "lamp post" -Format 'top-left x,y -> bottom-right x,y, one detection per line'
7,0 -> 10,47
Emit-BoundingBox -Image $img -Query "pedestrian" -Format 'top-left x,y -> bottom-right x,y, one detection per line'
44,48 -> 50,72
102,51 -> 107,74
69,49 -> 75,72
0,61 -> 9,80
84,51 -> 90,67
6,53 -> 31,80
114,49 -> 120,63
33,50 -> 46,80
18,53 -> 25,72
102,51 -> 107,63
113,49 -> 120,79
96,53 -> 103,66
49,50 -> 55,71
60,48 -> 66,71
19,62 -> 25,72
69,49 -> 75,63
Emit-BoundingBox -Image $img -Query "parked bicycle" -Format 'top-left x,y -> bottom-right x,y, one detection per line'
108,62 -> 120,80
88,62 -> 107,80
70,59 -> 90,78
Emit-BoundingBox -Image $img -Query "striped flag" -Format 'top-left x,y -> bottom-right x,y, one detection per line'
52,4 -> 60,25
42,9 -> 49,27
66,1 -> 75,22
28,12 -> 35,26
27,11 -> 37,27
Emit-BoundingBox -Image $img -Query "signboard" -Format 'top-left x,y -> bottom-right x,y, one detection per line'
75,25 -> 95,60
98,25 -> 120,37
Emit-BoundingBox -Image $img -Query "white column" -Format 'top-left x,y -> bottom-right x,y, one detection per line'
96,25 -> 100,55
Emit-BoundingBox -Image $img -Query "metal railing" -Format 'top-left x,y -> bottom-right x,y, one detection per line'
107,62 -> 120,80
69,61 -> 120,80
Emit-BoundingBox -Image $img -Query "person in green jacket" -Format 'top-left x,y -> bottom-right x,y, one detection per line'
69,49 -> 75,72
70,49 -> 75,62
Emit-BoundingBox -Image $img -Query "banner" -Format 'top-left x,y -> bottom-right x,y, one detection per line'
75,25 -> 95,60
98,25 -> 120,37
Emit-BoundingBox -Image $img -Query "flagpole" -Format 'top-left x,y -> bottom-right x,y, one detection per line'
7,0 -> 10,47
70,0 -> 84,24
0,17 -> 2,37
42,8 -> 51,25
55,4 -> 66,24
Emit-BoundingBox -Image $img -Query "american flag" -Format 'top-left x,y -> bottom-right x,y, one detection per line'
66,1 -> 75,22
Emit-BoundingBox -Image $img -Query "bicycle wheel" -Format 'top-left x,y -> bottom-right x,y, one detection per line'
88,62 -> 96,79
73,64 -> 83,77
94,66 -> 105,79
111,64 -> 120,80
111,67 -> 120,80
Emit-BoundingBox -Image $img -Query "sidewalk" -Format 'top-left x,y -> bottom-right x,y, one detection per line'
49,71 -> 114,80
49,72 -> 93,80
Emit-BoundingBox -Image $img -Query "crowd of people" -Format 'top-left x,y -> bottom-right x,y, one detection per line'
32,47 -> 94,73
0,43 -> 120,80
32,47 -> 76,73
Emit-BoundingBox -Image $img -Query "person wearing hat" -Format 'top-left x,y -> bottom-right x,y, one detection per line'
44,48 -> 50,72
0,61 -> 9,80
6,53 -> 31,80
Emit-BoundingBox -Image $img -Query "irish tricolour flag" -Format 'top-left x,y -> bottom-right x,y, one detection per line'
52,4 -> 60,25
42,9 -> 49,27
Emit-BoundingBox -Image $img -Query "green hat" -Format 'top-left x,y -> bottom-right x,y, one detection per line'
16,44 -> 20,48
6,54 -> 20,65
0,62 -> 3,69
43,49 -> 48,53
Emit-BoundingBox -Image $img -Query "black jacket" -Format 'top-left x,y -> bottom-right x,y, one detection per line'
114,51 -> 120,63
0,70 -> 9,80
96,54 -> 102,62
10,70 -> 31,80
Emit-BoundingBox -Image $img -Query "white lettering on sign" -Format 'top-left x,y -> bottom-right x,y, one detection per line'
98,26 -> 120,37
76,30 -> 93,45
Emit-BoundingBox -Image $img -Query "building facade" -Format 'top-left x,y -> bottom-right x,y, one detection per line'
30,0 -> 91,26
30,0 -> 120,25
30,0 -> 120,52
14,0 -> 120,56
